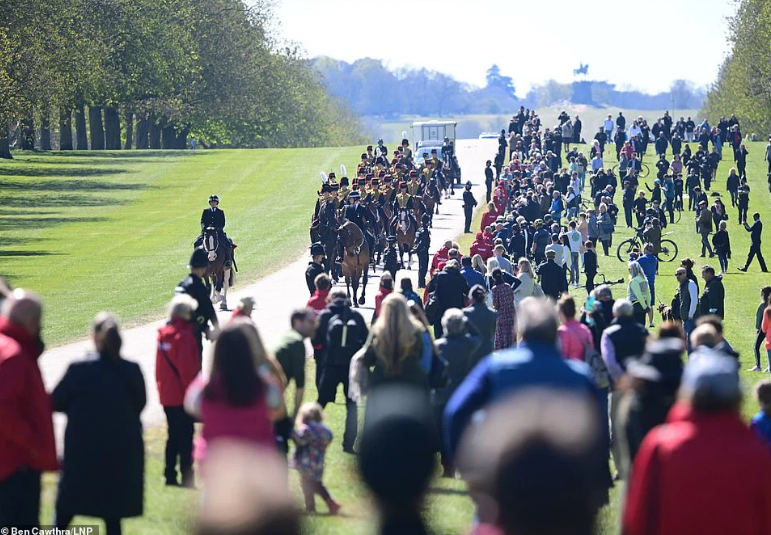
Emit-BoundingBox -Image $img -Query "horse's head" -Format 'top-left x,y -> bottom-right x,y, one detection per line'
202,226 -> 219,261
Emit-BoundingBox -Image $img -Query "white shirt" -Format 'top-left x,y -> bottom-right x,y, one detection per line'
686,279 -> 698,320
604,119 -> 614,131
629,125 -> 641,138
567,229 -> 582,253
545,243 -> 565,266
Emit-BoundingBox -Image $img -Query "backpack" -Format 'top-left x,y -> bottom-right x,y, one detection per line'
582,336 -> 610,389
326,308 -> 361,366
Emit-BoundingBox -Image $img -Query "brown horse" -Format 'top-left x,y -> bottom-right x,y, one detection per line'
201,226 -> 233,310
422,192 -> 436,226
395,212 -> 416,269
337,221 -> 370,307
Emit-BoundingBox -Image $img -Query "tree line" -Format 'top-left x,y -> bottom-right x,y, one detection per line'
702,0 -> 771,136
0,0 -> 365,159
312,58 -> 706,118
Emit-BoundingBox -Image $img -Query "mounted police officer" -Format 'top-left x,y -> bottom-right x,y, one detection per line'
412,214 -> 432,288
306,242 -> 326,295
195,195 -> 231,267
340,190 -> 375,263
175,248 -> 219,354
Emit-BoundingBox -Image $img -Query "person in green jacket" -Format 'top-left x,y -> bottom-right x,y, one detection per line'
627,261 -> 652,326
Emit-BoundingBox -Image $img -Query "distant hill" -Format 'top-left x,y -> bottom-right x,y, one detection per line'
311,57 -> 706,118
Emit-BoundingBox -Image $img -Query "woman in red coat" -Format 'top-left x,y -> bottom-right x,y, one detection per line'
480,203 -> 499,232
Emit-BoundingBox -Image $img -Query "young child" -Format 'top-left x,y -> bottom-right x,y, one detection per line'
751,380 -> 771,450
292,402 -> 340,515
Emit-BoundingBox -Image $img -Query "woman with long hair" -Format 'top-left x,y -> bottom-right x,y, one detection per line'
185,319 -> 285,466
361,293 -> 426,389
751,286 -> 771,372
627,261 -> 652,326
53,313 -> 146,535
513,258 -> 536,303
471,254 -> 487,277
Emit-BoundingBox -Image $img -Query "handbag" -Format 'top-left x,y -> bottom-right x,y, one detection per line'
424,291 -> 439,324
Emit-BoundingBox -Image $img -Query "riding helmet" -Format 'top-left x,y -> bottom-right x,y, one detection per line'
209,195 -> 219,203
188,247 -> 209,268
421,214 -> 431,225
310,243 -> 325,257
386,235 -> 397,243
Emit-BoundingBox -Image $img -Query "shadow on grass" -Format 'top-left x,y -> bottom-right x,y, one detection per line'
0,166 -> 129,178
48,150 -> 203,158
5,195 -> 128,209
1,177 -> 149,192
0,216 -> 107,229
0,250 -> 63,257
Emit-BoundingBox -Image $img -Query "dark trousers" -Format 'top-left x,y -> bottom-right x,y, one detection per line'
665,197 -> 674,223
417,250 -> 429,288
700,233 -> 713,256
717,252 -> 728,272
486,181 -> 493,203
624,206 -> 633,227
739,204 -> 748,224
755,329 -> 766,368
301,475 -> 332,511
464,207 -> 473,233
318,365 -> 358,450
0,467 -> 40,528
163,405 -> 194,485
585,272 -> 596,294
275,417 -> 294,456
729,189 -> 738,207
745,243 -> 768,271
56,511 -> 122,535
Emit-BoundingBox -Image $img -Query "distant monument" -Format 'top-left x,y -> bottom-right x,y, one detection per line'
573,63 -> 589,77
571,63 -> 596,105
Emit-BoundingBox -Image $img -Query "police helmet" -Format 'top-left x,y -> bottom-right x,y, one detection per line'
209,195 -> 219,203
421,214 -> 431,225
310,243 -> 326,257
188,247 -> 209,268
386,235 -> 397,243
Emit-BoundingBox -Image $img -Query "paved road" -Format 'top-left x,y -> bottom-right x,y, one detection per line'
40,138 -> 496,438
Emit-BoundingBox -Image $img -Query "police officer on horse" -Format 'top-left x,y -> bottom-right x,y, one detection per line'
195,195 -> 232,267
339,190 -> 375,264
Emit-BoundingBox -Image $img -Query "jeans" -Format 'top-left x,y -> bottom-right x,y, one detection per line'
684,319 -> 696,353
163,406 -> 194,485
570,252 -> 580,284
0,467 -> 40,528
700,233 -> 713,256
578,171 -> 586,190
717,252 -> 728,272
665,197 -> 674,223
729,189 -> 738,207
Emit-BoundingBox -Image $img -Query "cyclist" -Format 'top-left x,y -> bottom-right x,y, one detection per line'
662,175 -> 676,224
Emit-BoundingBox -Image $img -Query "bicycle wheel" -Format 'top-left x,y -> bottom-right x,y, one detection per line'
616,238 -> 639,262
658,239 -> 679,262
672,208 -> 682,224
639,163 -> 650,178
611,164 -> 618,176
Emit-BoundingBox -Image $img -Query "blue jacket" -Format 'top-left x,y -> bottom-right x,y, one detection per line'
461,266 -> 486,290
443,341 -> 601,457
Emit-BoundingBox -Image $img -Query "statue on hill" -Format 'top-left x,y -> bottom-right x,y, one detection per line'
573,63 -> 589,77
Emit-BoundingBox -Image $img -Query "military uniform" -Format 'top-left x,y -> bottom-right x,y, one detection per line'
305,261 -> 325,295
412,218 -> 432,288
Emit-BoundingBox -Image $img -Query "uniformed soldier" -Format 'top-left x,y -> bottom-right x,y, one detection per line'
365,145 -> 375,165
377,138 -> 388,158
401,138 -> 412,162
175,248 -> 219,354
306,242 -> 326,295
441,137 -> 454,163
313,183 -> 332,219
391,182 -> 421,234
383,235 -> 400,279
462,181 -> 478,233
412,214 -> 432,288
329,182 -> 341,208
407,172 -> 422,196
195,194 -> 231,266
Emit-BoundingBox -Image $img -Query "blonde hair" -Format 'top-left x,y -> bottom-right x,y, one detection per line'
296,402 -> 323,426
370,293 -> 421,376
518,258 -> 534,278
471,254 -> 487,274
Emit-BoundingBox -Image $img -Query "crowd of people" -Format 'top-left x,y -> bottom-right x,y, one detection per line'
3,109 -> 771,535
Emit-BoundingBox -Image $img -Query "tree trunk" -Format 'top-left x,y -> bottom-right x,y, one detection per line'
59,108 -> 73,150
161,120 -> 176,149
19,117 -> 34,150
75,101 -> 88,149
88,105 -> 105,150
175,126 -> 190,149
124,110 -> 133,150
40,114 -> 52,151
148,112 -> 161,149
135,113 -> 148,149
0,125 -> 12,159
103,105 -> 121,149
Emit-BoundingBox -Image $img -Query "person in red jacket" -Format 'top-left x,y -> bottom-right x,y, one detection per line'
470,233 -> 493,263
430,240 -> 452,277
156,294 -> 202,487
480,203 -> 499,232
0,290 -> 57,527
306,274 -> 331,317
624,352 -> 771,535
372,273 -> 394,323
230,295 -> 255,322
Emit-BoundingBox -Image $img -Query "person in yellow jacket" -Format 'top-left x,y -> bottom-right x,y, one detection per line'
627,260 -> 652,326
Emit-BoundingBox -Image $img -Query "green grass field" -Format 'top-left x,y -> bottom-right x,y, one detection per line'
0,148 -> 362,345
4,136 -> 771,534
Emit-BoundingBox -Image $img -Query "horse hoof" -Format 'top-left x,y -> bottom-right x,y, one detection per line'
359,296 -> 365,306
220,303 -> 229,311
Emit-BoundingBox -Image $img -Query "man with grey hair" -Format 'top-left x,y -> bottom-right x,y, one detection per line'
444,298 -> 608,493
493,245 -> 513,275
624,352 -> 771,534
0,290 -> 57,526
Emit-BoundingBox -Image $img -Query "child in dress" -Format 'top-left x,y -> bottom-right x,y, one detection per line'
292,402 -> 340,514
751,380 -> 771,450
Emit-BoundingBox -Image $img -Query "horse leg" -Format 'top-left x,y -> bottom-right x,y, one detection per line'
408,249 -> 413,270
351,275 -> 359,308
345,275 -> 353,305
220,268 -> 230,310
360,265 -> 369,305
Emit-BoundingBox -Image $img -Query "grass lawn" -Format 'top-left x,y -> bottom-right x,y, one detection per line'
0,148 -> 362,345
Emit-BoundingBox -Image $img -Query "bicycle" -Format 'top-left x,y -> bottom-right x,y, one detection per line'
611,161 -> 650,179
593,273 -> 626,287
615,226 -> 678,262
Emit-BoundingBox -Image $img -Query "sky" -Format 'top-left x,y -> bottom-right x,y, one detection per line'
273,0 -> 737,95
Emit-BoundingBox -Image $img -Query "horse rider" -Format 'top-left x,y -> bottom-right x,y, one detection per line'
441,137 -> 454,164
390,181 -> 424,235
195,194 -> 232,267
407,171 -> 422,196
340,190 -> 375,262
377,138 -> 388,158
412,214 -> 432,288
338,176 -> 351,205
175,248 -> 219,354
306,243 -> 326,295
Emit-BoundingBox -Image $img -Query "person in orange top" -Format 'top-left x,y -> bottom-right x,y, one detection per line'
230,295 -> 256,322
431,240 -> 452,277
761,306 -> 771,366
373,273 -> 394,323
306,274 -> 331,317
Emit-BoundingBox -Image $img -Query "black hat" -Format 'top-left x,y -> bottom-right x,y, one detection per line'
328,171 -> 336,179
366,145 -> 373,150
466,180 -> 473,187
188,247 -> 209,268
627,338 -> 684,383
386,235 -> 397,243
401,138 -> 409,146
340,176 -> 349,186
421,214 -> 431,225
310,243 -> 325,257
349,190 -> 361,199
208,194 -> 219,203
321,183 -> 331,193
330,183 -> 340,191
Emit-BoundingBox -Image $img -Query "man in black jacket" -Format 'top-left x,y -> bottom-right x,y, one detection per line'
484,160 -> 494,203
312,289 -> 369,453
738,212 -> 768,272
412,215 -> 432,288
654,133 -> 668,158
573,115 -> 582,143
536,250 -> 563,300
462,181 -> 477,233
305,243 -> 326,295
175,248 -> 219,353
698,266 -> 725,318
429,260 -> 469,337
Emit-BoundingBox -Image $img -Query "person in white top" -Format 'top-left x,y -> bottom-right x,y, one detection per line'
566,221 -> 582,286
604,115 -> 614,138
545,234 -> 565,268
513,258 -> 536,302
629,121 -> 642,140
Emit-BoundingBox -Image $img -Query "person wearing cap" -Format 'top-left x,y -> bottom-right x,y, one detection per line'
623,352 -> 771,535
536,249 -> 563,301
383,235 -> 400,281
305,243 -> 326,296
462,181 -> 477,234
175,248 -> 219,352
412,215 -> 432,288
390,181 -> 422,236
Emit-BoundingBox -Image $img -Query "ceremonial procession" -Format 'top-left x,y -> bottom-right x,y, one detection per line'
4,1 -> 771,534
